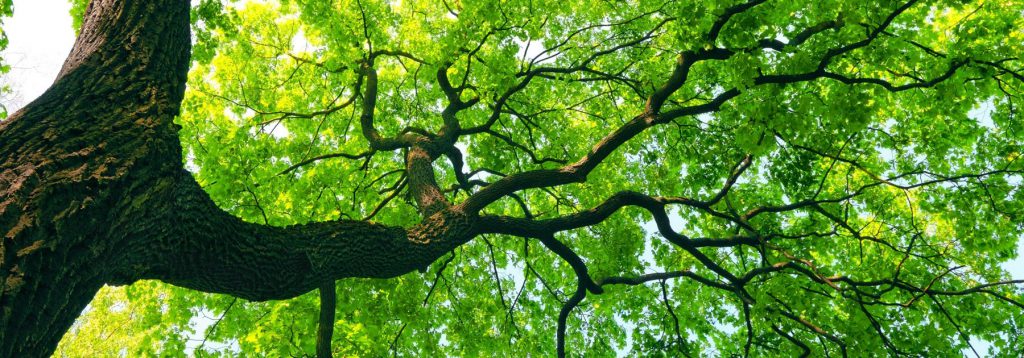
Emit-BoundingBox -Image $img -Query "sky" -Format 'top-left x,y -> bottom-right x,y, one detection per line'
1,1 -> 1022,355
0,0 -> 75,114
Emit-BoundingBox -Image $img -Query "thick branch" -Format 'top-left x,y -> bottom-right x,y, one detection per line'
123,174 -> 475,301
317,283 -> 336,358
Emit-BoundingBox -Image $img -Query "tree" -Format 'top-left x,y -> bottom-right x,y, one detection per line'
2,0 -> 1024,356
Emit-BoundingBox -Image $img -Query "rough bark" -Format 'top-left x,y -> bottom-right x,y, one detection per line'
0,1 -> 475,356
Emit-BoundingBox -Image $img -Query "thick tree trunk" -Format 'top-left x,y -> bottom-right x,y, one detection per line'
0,1 -> 191,355
0,1 -> 475,356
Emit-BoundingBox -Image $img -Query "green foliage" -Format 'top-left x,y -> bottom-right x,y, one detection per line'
68,0 -> 87,34
0,0 -> 13,118
56,0 -> 1024,356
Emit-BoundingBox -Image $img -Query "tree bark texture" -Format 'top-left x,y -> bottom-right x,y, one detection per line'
0,1 -> 475,356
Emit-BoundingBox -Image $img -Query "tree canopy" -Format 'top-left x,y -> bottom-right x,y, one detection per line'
3,0 -> 1024,356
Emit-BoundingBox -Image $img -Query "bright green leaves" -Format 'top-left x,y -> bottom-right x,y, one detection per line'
53,0 -> 1024,356
0,0 -> 10,54
67,0 -> 87,33
0,0 -> 11,118
191,0 -> 238,65
55,283 -> 200,357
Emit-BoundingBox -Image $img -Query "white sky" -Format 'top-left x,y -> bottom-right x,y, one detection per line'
0,0 -> 74,113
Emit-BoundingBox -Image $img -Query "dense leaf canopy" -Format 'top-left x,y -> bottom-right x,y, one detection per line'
23,0 -> 1024,356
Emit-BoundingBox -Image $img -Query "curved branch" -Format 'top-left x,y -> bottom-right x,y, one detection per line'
279,150 -> 375,175
122,174 -> 476,301
771,324 -> 811,358
358,64 -> 414,151
706,0 -> 768,45
556,282 -> 586,358
460,91 -> 734,215
478,191 -> 742,285
598,270 -> 732,292
537,235 -> 602,294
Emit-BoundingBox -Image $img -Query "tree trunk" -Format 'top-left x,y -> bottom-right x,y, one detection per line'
0,1 -> 475,356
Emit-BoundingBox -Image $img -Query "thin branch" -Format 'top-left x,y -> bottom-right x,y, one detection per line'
279,150 -> 375,175
556,282 -> 586,358
195,298 -> 237,354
